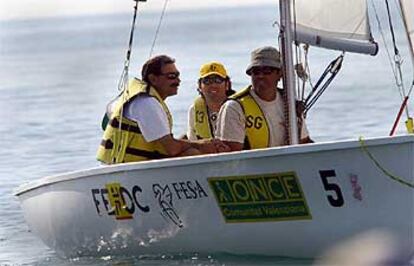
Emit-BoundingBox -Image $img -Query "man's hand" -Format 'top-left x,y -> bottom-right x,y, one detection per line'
196,139 -> 218,154
196,139 -> 231,154
211,139 -> 231,153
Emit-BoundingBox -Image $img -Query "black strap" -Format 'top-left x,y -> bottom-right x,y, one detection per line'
125,147 -> 167,160
110,118 -> 141,134
100,139 -> 167,160
101,139 -> 114,149
243,136 -> 251,150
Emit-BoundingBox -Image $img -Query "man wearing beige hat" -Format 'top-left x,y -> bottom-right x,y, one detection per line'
187,61 -> 235,140
215,46 -> 312,151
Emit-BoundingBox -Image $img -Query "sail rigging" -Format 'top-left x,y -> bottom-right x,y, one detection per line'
399,0 -> 414,67
293,0 -> 378,55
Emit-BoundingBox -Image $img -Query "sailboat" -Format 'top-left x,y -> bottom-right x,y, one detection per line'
14,0 -> 414,259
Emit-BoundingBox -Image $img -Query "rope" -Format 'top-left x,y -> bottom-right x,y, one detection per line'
395,55 -> 410,116
382,0 -> 413,131
359,137 -> 414,189
372,0 -> 414,134
398,0 -> 414,90
114,0 -> 142,163
409,80 -> 414,97
385,0 -> 410,114
149,0 -> 170,58
118,0 -> 140,92
385,0 -> 399,56
371,1 -> 399,89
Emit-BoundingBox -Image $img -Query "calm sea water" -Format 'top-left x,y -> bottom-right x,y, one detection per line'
0,3 -> 412,265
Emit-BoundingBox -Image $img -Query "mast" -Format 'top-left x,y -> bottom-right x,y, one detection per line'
279,0 -> 299,144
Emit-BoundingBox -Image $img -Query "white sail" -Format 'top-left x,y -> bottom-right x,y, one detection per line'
294,0 -> 378,55
400,0 -> 414,64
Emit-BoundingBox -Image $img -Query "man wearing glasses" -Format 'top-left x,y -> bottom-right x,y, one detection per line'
215,46 -> 312,151
97,55 -> 229,164
187,61 -> 235,140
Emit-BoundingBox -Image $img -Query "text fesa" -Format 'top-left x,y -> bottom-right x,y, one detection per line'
154,180 -> 208,200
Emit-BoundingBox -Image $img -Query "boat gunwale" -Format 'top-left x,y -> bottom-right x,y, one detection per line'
14,135 -> 414,196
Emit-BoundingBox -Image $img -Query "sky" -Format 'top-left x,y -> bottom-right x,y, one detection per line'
0,0 -> 275,21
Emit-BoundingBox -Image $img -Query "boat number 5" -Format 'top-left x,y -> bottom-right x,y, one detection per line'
319,170 -> 344,207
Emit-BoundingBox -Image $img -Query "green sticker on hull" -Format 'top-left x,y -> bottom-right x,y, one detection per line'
208,172 -> 312,223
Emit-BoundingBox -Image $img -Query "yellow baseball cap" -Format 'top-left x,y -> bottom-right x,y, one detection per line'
199,61 -> 227,79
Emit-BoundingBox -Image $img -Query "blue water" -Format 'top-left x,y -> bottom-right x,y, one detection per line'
0,3 -> 412,265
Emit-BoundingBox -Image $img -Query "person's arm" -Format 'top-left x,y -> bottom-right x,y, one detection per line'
187,138 -> 230,153
215,101 -> 246,152
222,141 -> 243,151
186,104 -> 197,141
156,134 -> 229,157
299,117 -> 314,144
300,136 -> 314,144
157,134 -> 202,157
129,96 -> 228,157
185,103 -> 230,152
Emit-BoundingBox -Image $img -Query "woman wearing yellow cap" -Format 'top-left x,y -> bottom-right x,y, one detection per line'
186,62 -> 235,140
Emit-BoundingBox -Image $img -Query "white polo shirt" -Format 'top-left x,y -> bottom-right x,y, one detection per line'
124,95 -> 171,142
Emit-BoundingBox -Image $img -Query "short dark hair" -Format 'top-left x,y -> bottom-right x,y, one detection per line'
141,55 -> 175,83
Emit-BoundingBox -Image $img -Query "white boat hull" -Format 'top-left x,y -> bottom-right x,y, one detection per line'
15,135 -> 414,258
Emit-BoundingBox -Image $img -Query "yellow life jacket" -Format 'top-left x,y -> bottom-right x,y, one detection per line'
229,86 -> 270,149
193,96 -> 214,140
96,78 -> 173,164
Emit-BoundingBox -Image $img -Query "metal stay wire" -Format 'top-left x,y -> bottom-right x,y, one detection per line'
149,0 -> 170,58
371,0 -> 400,95
115,0 -> 142,163
397,0 -> 414,98
383,0 -> 414,134
118,0 -> 141,94
385,0 -> 411,116
371,0 -> 414,135
114,0 -> 169,161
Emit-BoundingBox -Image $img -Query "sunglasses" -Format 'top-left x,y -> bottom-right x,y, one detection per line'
201,76 -> 225,85
249,67 -> 279,76
160,72 -> 180,80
